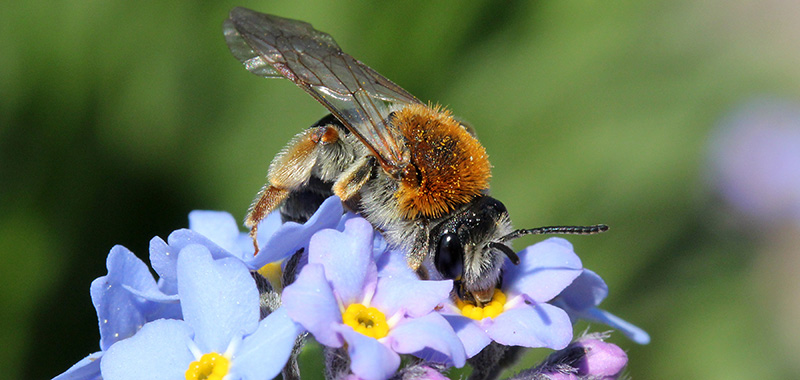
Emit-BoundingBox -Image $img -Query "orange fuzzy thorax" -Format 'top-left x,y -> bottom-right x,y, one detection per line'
393,104 -> 491,219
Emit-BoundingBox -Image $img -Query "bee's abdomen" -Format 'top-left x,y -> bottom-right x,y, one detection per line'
392,104 -> 491,219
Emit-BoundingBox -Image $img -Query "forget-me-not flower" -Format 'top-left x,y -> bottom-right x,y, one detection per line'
282,217 -> 466,380
100,244 -> 302,380
441,237 -> 583,357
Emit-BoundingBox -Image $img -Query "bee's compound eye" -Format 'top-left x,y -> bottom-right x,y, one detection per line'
435,233 -> 464,280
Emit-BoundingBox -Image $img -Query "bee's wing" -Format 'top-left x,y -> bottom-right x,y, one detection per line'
224,7 -> 420,172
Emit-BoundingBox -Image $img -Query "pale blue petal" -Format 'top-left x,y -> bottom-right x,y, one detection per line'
388,313 -> 466,367
487,303 -> 573,349
336,212 -> 360,231
169,229 -> 238,259
92,246 -> 166,351
282,264 -> 343,347
443,314 -> 491,358
333,325 -> 400,380
234,308 -> 305,380
177,245 -> 259,353
309,217 -> 376,305
154,229 -> 239,283
371,229 -> 389,259
579,308 -> 651,345
550,269 -> 649,344
103,245 -> 162,300
52,351 -> 102,380
503,238 -> 582,303
148,236 -> 179,289
250,196 -> 343,268
546,237 -> 576,251
371,277 -> 452,318
554,269 -> 608,312
375,249 -> 418,281
121,285 -> 179,303
101,319 -> 194,380
189,210 -> 239,254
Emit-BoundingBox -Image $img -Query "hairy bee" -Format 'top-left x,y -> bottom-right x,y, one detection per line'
223,7 -> 607,305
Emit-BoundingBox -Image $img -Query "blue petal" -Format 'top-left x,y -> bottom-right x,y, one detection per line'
103,245 -> 163,300
549,269 -> 650,344
388,313 -> 466,367
122,283 -> 179,303
371,233 -> 390,260
92,246 -> 168,351
188,210 -> 239,254
148,236 -> 179,289
101,319 -> 194,380
554,269 -> 608,312
169,229 -> 239,260
234,308 -> 305,380
443,314 -> 492,358
578,307 -> 651,345
371,277 -> 452,318
487,303 -> 573,349
53,351 -> 102,380
336,211 -> 360,231
153,229 -> 239,285
309,217 -> 376,305
177,244 -> 259,353
156,275 -> 179,301
375,249 -> 418,281
333,324 -> 401,380
503,238 -> 582,303
335,212 -> 388,260
250,196 -> 343,268
282,263 -> 343,348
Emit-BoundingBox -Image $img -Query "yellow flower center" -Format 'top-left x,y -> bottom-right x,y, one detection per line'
456,289 -> 507,320
342,303 -> 390,339
258,262 -> 283,290
185,352 -> 230,380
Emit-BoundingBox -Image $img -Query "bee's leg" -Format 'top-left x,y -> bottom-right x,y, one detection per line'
246,185 -> 291,251
245,127 -> 329,251
332,156 -> 376,201
408,219 -> 430,272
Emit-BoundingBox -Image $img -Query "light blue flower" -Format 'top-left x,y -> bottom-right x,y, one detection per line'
53,245 -> 179,380
282,217 -> 466,380
442,238 -> 582,357
149,196 -> 343,289
100,244 -> 303,380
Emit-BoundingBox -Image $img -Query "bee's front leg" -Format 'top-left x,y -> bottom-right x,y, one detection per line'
408,219 -> 430,273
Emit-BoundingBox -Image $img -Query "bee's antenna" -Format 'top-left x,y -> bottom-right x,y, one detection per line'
489,242 -> 520,265
499,224 -> 609,243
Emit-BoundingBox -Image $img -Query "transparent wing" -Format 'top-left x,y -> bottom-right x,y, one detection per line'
224,7 -> 421,172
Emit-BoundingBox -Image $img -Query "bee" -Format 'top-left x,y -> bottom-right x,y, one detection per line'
223,7 -> 607,305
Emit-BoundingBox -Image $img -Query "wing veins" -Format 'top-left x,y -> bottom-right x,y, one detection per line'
225,7 -> 422,171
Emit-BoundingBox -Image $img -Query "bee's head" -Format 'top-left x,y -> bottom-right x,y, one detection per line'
431,196 -> 514,306
431,197 -> 609,306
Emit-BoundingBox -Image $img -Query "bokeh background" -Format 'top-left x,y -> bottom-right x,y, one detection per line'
4,1 -> 800,379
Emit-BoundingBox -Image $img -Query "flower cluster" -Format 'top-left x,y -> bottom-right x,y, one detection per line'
54,196 -> 646,380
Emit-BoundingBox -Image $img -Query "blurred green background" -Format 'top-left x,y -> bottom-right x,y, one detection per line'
4,1 -> 800,379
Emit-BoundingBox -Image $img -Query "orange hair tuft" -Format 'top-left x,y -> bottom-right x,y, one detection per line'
393,104 -> 491,219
